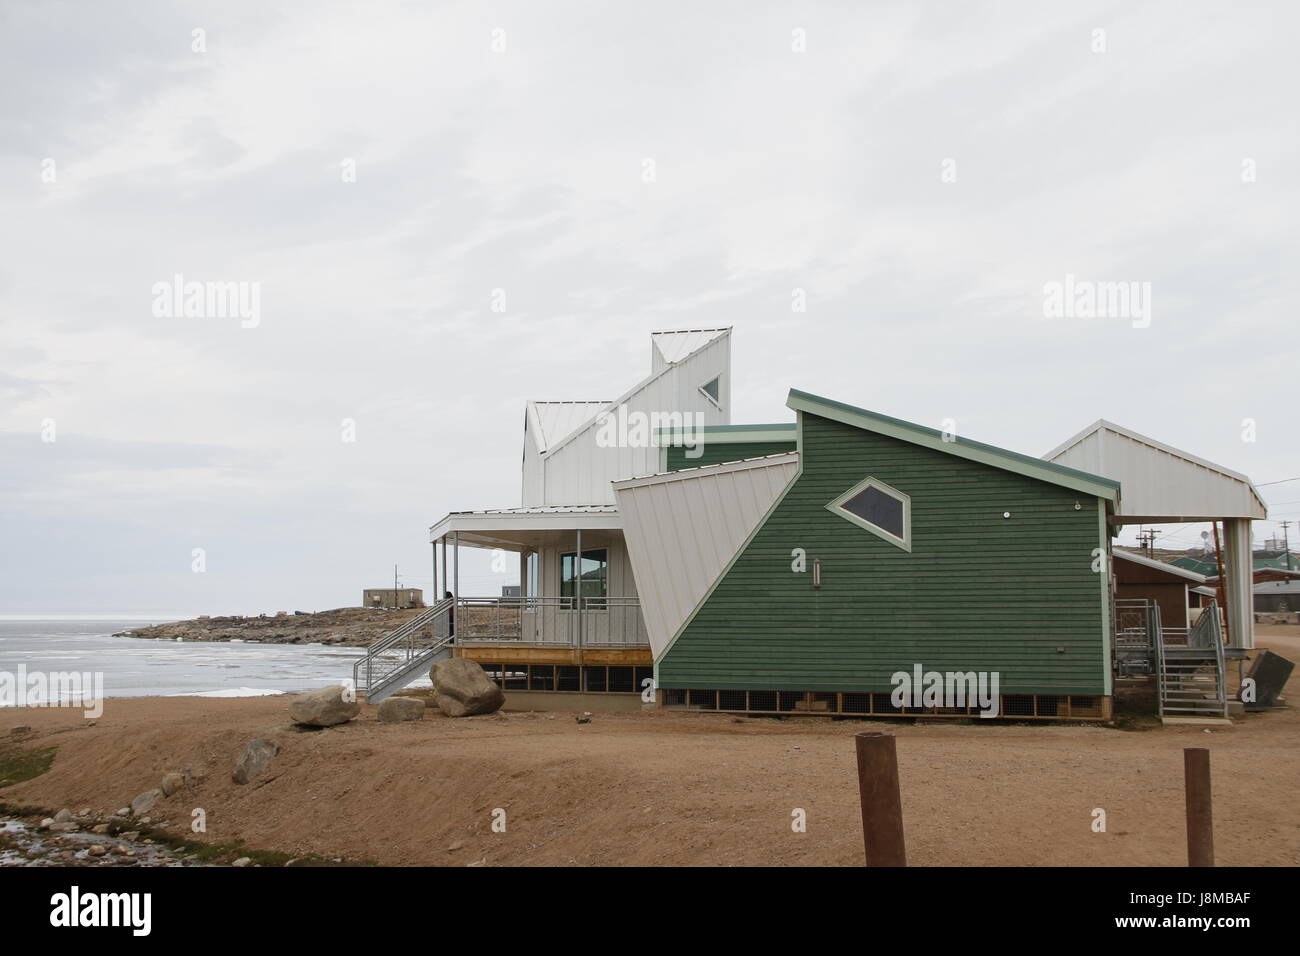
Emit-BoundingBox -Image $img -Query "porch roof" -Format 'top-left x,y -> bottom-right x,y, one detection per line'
428,504 -> 622,550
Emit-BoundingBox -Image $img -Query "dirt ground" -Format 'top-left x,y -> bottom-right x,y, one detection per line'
4,628 -> 1298,867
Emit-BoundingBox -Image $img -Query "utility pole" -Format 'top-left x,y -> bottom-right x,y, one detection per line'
1283,522 -> 1294,572
393,563 -> 399,608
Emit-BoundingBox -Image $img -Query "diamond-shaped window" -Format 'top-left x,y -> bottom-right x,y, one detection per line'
826,477 -> 911,551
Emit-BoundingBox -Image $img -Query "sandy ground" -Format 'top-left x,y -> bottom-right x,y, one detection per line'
3,628 -> 1298,867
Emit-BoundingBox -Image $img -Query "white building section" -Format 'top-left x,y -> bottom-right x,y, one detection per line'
614,452 -> 800,657
1044,420 -> 1266,522
522,328 -> 732,507
1044,419 -> 1267,649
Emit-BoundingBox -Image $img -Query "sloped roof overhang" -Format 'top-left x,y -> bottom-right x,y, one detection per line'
786,389 -> 1121,503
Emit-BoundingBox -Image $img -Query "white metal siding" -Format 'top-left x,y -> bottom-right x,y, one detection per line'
614,454 -> 799,657
1046,424 -> 1265,520
537,333 -> 732,505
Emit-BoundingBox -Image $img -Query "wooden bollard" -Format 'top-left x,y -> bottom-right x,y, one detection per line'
1184,747 -> 1214,867
854,732 -> 907,866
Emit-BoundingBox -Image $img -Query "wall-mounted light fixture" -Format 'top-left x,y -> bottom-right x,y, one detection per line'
812,558 -> 822,588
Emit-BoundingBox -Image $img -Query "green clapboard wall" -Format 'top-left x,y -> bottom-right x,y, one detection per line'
658,412 -> 1109,695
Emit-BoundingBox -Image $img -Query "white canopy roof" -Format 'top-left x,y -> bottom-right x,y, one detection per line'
1044,420 -> 1267,523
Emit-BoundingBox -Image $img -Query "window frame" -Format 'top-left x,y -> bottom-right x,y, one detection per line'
559,548 -> 610,602
699,375 -> 722,409
825,476 -> 912,552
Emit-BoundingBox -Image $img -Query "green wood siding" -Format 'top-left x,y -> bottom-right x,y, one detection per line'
665,441 -> 797,471
659,412 -> 1110,695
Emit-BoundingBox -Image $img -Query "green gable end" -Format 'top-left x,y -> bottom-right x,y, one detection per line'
657,411 -> 1112,696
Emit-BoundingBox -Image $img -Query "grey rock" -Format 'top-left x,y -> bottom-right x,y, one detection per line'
160,771 -> 185,796
232,857 -> 252,867
288,684 -> 360,726
130,789 -> 161,817
232,738 -> 280,785
53,808 -> 74,823
430,659 -> 505,717
378,696 -> 426,722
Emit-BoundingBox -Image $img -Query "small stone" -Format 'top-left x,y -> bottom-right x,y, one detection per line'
575,712 -> 592,724
447,840 -> 464,852
231,857 -> 252,867
378,696 -> 426,722
91,824 -> 111,834
232,738 -> 280,785
54,808 -> 74,823
114,808 -> 131,818
87,845 -> 108,857
160,772 -> 185,796
39,818 -> 54,829
122,831 -> 140,842
130,789 -> 161,816
48,822 -> 78,833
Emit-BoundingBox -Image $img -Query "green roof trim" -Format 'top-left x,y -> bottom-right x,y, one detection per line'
655,422 -> 796,444
786,389 -> 1121,503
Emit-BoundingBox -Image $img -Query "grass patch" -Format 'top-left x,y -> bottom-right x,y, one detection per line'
0,745 -> 57,788
115,823 -> 371,866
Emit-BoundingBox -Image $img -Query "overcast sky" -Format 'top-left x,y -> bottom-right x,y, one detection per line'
1,1 -> 1296,616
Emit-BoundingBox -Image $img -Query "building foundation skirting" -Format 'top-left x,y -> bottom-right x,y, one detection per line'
660,688 -> 1112,722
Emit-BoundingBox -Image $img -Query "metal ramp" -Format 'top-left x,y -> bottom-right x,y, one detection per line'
352,597 -> 454,705
1155,601 -> 1228,719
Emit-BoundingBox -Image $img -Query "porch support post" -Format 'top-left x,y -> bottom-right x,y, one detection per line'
1222,519 -> 1254,649
431,539 -> 438,603
440,537 -> 448,600
575,528 -> 583,651
453,531 -> 460,603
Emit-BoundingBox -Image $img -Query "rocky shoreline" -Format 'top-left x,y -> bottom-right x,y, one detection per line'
113,606 -> 422,648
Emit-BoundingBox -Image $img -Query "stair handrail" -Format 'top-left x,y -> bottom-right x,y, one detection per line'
353,597 -> 454,697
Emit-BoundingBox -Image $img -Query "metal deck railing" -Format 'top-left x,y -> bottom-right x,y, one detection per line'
452,595 -> 649,647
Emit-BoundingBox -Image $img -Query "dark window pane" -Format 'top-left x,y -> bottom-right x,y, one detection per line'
701,377 -> 720,403
841,485 -> 904,538
560,549 -> 608,598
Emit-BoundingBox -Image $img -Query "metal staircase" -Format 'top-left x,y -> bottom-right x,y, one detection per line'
1155,601 -> 1228,719
352,597 -> 455,705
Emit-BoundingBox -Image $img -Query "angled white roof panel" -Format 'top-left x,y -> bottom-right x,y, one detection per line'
527,401 -> 611,453
1043,420 -> 1267,521
613,452 -> 799,657
651,327 -> 731,365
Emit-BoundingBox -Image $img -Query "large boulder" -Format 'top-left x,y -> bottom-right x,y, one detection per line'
378,696 -> 426,723
430,659 -> 505,717
288,685 -> 359,727
232,738 -> 280,785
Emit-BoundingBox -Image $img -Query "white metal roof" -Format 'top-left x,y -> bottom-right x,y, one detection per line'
527,401 -> 611,453
614,452 -> 800,657
1043,420 -> 1267,522
1113,548 -> 1207,583
651,327 -> 731,365
429,504 -> 621,543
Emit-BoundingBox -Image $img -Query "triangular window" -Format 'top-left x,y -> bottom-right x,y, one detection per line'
699,376 -> 721,408
826,477 -> 912,552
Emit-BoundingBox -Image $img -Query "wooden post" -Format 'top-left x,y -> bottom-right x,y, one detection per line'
854,732 -> 907,866
1184,747 -> 1214,867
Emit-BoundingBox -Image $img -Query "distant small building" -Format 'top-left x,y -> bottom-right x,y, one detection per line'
363,588 -> 424,609
1255,581 -> 1300,613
